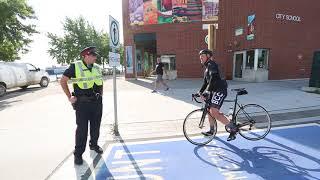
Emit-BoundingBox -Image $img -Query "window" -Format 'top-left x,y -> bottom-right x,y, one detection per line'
161,55 -> 176,71
258,49 -> 269,69
26,63 -> 37,71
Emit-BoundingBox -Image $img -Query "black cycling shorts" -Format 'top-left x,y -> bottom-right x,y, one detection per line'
210,89 -> 227,109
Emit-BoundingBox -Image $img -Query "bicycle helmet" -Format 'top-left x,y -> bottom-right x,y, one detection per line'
199,49 -> 213,57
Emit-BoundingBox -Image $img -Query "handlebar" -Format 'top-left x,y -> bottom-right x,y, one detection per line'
192,88 -> 247,105
192,93 -> 201,103
192,93 -> 209,104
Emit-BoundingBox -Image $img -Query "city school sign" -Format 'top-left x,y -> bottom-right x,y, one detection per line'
275,13 -> 302,22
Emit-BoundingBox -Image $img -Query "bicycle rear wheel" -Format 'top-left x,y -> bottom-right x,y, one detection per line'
183,109 -> 217,145
236,104 -> 271,141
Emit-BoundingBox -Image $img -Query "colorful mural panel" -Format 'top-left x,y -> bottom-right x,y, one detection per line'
172,0 -> 189,23
247,14 -> 256,40
202,0 -> 219,21
129,0 -> 144,25
129,0 -> 218,25
143,0 -> 158,24
157,0 -> 173,24
186,0 -> 202,22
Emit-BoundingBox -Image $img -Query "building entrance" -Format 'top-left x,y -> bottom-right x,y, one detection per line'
234,51 -> 245,78
134,33 -> 157,77
233,49 -> 269,82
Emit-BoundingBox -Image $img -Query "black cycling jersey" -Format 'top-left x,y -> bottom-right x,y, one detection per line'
199,60 -> 228,93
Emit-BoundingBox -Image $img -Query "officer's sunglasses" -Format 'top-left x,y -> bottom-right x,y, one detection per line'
89,52 -> 98,57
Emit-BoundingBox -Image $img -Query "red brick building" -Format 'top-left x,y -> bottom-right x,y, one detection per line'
122,0 -> 320,81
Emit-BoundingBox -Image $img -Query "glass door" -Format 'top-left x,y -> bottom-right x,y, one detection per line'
233,51 -> 246,78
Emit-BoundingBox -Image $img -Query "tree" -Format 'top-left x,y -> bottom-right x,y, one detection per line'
116,44 -> 124,65
47,16 -> 110,65
0,0 -> 38,61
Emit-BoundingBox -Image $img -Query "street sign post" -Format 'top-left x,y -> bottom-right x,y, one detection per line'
109,15 -> 120,50
109,15 -> 120,134
109,52 -> 120,67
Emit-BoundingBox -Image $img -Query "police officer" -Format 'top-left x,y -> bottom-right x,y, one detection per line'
60,46 -> 104,165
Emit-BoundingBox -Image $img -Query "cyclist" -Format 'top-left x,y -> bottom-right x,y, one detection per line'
197,49 -> 237,141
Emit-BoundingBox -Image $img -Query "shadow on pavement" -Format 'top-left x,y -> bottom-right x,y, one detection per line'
193,137 -> 320,180
0,86 -> 43,111
126,78 -> 155,90
73,159 -> 90,180
0,86 -> 43,101
83,132 -> 145,179
125,78 -> 314,115
126,77 -> 203,91
112,133 -> 146,179
125,78 -> 235,111
82,153 -> 114,180
0,99 -> 21,111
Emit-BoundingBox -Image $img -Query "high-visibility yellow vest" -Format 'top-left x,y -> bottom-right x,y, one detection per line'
71,61 -> 103,89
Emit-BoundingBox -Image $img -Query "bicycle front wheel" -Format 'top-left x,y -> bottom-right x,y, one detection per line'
236,104 -> 271,141
183,109 -> 217,146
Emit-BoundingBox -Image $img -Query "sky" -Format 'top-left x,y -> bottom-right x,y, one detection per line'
21,0 -> 123,69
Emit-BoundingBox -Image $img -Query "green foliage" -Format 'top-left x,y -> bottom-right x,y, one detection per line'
0,0 -> 38,61
47,16 -> 114,65
115,44 -> 124,65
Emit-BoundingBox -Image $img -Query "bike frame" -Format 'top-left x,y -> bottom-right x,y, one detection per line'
187,88 -> 270,144
226,94 -> 256,129
194,91 -> 255,129
199,101 -> 211,128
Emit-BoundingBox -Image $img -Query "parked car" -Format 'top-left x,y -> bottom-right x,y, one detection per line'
45,66 -> 68,81
0,62 -> 50,96
102,67 -> 121,76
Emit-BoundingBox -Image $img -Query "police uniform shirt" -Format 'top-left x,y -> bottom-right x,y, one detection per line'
63,62 -> 103,96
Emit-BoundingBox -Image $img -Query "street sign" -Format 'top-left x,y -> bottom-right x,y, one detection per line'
109,51 -> 120,67
109,15 -> 120,49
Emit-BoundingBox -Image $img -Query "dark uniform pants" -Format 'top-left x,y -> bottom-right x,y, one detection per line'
74,98 -> 102,156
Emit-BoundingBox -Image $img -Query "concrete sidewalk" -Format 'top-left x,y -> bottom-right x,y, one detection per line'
48,78 -> 320,180
100,78 -> 320,140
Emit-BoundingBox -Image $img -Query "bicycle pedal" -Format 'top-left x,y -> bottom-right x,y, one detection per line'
227,133 -> 237,141
227,135 -> 236,141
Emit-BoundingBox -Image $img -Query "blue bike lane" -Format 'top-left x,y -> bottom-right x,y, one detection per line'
92,124 -> 320,180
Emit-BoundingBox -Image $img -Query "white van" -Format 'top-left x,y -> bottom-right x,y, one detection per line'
0,62 -> 50,96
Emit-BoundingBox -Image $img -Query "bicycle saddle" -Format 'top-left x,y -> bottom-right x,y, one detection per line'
231,88 -> 248,96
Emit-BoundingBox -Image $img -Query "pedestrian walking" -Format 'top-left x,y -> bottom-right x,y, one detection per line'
151,55 -> 169,93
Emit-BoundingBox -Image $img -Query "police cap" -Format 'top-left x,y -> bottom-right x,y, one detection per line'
80,46 -> 99,57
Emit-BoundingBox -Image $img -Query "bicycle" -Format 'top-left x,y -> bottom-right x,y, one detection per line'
183,88 -> 272,146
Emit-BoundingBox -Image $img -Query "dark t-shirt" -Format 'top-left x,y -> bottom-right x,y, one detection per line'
199,60 -> 228,93
63,63 -> 103,96
155,62 -> 164,75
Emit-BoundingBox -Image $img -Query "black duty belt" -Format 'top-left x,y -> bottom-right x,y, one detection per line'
77,93 -> 102,102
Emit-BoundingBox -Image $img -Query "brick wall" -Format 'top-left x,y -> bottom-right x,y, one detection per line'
123,0 -> 211,78
217,0 -> 320,80
123,0 -> 320,80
